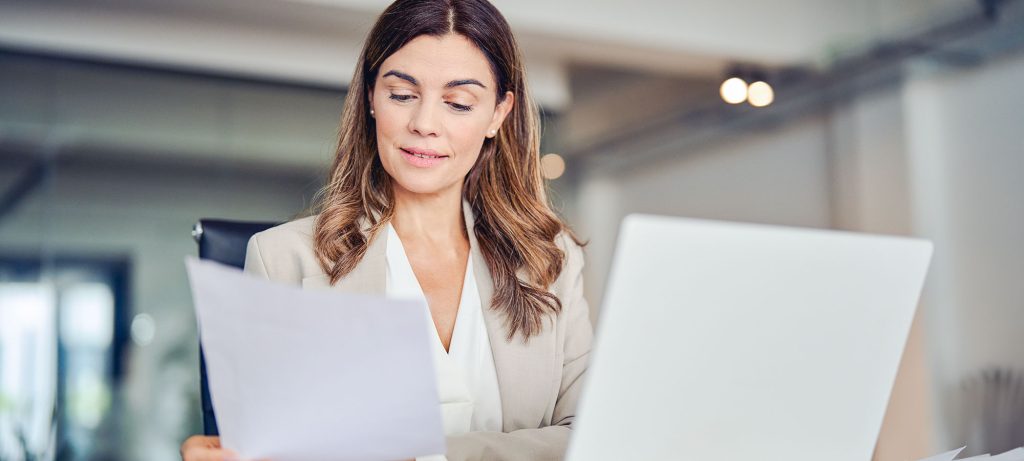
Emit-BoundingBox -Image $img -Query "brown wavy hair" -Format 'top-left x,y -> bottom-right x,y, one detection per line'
311,0 -> 583,341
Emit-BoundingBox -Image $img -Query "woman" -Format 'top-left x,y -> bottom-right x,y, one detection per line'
181,0 -> 591,459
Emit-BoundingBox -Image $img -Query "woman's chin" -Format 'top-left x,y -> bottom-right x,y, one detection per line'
392,175 -> 460,197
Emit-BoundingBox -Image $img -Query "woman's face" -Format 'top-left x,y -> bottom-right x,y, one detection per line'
369,33 -> 514,197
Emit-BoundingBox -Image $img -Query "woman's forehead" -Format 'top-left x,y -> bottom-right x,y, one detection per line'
380,34 -> 495,88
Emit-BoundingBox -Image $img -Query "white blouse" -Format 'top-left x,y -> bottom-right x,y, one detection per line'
383,223 -> 503,459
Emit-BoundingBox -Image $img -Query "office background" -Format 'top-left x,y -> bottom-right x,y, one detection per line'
1,0 -> 1022,459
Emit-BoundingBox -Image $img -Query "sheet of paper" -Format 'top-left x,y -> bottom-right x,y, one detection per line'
990,448 -> 1024,461
915,447 -> 1024,461
915,447 -> 967,461
186,256 -> 445,461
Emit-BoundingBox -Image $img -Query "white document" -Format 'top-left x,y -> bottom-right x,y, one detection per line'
990,448 -> 1024,461
915,447 -> 966,461
953,448 -> 1024,461
914,447 -> 1024,461
186,257 -> 446,461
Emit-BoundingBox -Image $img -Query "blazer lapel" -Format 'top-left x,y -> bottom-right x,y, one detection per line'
463,200 -> 557,431
300,219 -> 387,296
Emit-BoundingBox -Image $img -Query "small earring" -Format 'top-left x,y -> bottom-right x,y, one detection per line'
370,109 -> 375,116
488,129 -> 496,136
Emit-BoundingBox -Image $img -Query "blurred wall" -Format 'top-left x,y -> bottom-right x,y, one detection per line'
904,53 -> 1024,451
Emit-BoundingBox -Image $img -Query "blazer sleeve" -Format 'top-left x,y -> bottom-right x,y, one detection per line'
445,238 -> 593,461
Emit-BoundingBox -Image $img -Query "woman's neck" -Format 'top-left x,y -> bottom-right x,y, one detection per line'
390,180 -> 468,247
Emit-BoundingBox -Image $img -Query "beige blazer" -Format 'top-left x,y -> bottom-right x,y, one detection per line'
242,200 -> 593,461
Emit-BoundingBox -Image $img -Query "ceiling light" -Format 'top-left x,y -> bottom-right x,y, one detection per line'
720,77 -> 748,104
748,81 -> 775,107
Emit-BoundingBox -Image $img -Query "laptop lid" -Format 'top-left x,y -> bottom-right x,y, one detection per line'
567,214 -> 933,461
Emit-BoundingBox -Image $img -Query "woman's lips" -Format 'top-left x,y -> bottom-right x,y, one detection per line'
401,147 -> 448,168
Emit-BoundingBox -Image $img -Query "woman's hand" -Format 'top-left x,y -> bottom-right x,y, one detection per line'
180,435 -> 240,461
181,435 -> 415,461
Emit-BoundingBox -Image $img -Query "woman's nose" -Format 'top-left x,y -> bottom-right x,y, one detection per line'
408,100 -> 441,137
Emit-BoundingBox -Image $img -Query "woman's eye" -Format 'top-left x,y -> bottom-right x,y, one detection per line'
389,93 -> 471,112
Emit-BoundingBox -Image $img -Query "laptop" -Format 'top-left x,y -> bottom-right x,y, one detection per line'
566,214 -> 933,461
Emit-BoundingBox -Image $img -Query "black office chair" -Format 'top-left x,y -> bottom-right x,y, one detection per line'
192,219 -> 279,436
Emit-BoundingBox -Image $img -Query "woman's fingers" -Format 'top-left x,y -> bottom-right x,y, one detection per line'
181,435 -> 240,461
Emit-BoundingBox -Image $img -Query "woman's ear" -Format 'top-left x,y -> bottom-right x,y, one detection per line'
488,91 -> 515,137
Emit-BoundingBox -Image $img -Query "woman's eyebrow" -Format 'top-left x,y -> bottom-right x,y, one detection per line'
445,78 -> 487,89
382,70 -> 418,85
382,70 -> 487,89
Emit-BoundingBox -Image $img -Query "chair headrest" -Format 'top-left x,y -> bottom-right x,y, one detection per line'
194,219 -> 279,269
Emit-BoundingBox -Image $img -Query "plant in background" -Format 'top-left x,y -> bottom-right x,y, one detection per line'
958,367 -> 1024,455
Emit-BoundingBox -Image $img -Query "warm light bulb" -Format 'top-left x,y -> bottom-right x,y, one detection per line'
720,77 -> 748,104
747,81 -> 775,107
541,153 -> 565,180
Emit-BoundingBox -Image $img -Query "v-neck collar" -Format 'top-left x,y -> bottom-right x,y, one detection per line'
384,222 -> 474,356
